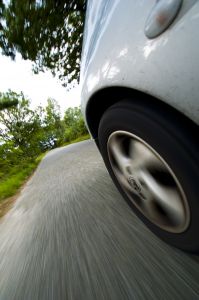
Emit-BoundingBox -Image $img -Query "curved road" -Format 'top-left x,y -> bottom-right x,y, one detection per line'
0,140 -> 199,300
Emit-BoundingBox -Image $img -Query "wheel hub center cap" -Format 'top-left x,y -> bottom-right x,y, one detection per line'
128,176 -> 141,193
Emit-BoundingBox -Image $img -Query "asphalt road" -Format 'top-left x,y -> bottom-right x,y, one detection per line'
0,140 -> 199,300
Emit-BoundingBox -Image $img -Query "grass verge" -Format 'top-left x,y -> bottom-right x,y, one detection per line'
62,134 -> 90,147
0,134 -> 90,217
0,153 -> 45,201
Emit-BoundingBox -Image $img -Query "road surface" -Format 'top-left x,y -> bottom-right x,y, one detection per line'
0,140 -> 199,300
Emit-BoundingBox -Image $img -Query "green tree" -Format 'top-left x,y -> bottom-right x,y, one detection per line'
0,0 -> 86,86
64,106 -> 88,142
0,140 -> 24,176
0,90 -> 18,110
42,98 -> 64,149
0,90 -> 43,157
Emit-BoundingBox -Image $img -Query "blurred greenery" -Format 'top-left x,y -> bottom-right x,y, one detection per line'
0,91 -> 18,110
0,0 -> 86,87
0,89 -> 89,202
0,0 -> 89,211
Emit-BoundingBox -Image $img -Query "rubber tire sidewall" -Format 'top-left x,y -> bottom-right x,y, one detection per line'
98,100 -> 199,253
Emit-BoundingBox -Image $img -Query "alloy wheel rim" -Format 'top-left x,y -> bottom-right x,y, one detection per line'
107,131 -> 190,233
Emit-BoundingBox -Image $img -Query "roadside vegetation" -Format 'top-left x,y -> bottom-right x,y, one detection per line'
0,0 -> 88,215
0,90 -> 89,208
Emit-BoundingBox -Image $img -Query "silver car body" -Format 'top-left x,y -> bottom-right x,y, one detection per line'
80,0 -> 199,137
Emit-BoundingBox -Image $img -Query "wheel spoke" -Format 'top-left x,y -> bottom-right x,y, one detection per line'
108,131 -> 190,233
140,196 -> 158,220
109,138 -> 131,177
140,170 -> 185,224
129,139 -> 163,170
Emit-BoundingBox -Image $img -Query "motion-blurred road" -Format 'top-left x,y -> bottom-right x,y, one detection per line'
0,140 -> 199,300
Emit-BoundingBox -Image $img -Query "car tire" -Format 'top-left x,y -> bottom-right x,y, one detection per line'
98,99 -> 199,252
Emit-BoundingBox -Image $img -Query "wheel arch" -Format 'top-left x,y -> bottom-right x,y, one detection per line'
85,86 -> 196,140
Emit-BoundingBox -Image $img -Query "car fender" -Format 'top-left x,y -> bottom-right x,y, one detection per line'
80,0 -> 199,130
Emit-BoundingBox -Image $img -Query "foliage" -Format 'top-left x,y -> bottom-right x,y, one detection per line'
0,91 -> 18,110
0,89 -> 89,204
41,98 -> 64,149
62,133 -> 90,147
64,106 -> 88,142
0,90 -> 43,156
0,0 -> 86,87
0,160 -> 38,201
